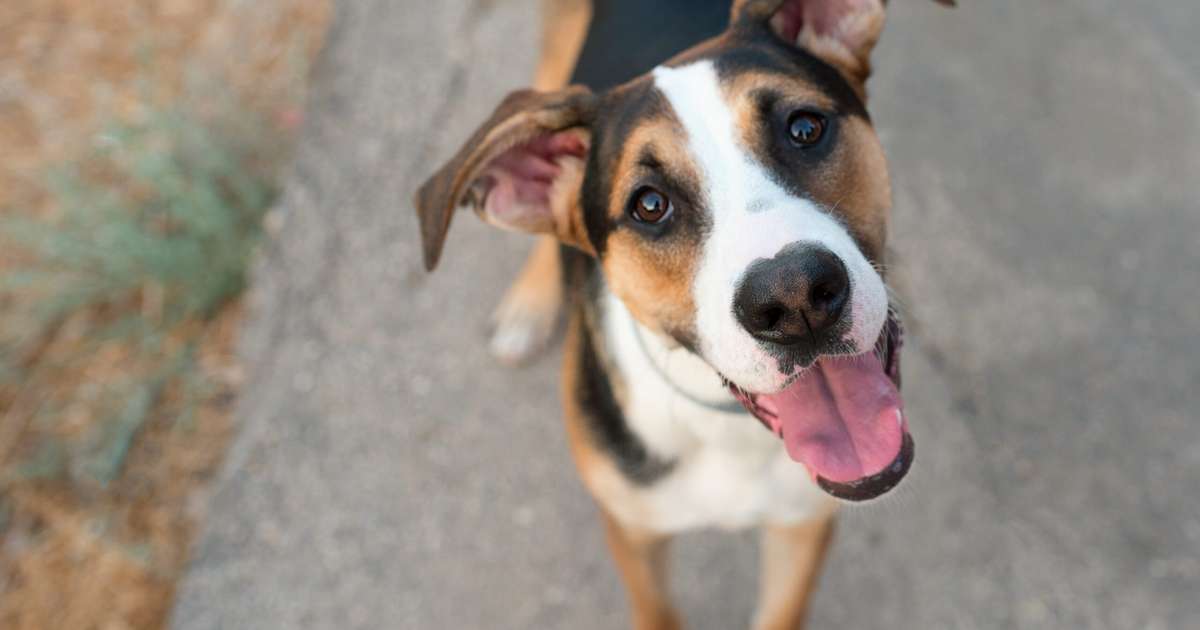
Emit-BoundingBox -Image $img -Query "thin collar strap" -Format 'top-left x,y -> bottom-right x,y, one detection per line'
628,317 -> 748,415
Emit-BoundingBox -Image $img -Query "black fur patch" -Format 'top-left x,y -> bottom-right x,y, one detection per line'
580,79 -> 685,258
572,295 -> 675,486
571,0 -> 730,92
709,33 -> 870,121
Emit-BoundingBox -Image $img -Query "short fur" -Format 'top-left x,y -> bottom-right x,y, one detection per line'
414,1 -> 952,628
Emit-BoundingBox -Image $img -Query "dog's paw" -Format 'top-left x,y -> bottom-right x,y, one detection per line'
488,280 -> 561,366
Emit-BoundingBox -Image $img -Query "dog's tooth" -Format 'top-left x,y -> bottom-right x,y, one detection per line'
895,409 -> 904,428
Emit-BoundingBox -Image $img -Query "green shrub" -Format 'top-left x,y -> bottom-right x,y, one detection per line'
0,105 -> 280,485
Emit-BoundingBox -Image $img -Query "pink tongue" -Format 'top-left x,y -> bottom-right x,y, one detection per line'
759,352 -> 905,483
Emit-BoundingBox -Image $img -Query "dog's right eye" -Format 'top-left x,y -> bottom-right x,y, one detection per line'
786,111 -> 826,146
629,187 -> 673,224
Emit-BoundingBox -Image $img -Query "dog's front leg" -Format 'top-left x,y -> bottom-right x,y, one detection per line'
602,511 -> 681,630
751,516 -> 837,630
488,235 -> 564,364
488,0 -> 592,364
534,0 -> 591,91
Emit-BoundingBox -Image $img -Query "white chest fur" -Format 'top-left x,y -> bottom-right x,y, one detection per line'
600,291 -> 836,533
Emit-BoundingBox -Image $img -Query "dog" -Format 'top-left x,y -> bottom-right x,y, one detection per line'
415,1 -> 952,628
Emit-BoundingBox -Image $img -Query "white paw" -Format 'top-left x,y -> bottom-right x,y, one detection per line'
488,296 -> 559,365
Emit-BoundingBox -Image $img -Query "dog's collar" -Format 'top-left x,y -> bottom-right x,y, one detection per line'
625,310 -> 905,416
628,316 -> 749,415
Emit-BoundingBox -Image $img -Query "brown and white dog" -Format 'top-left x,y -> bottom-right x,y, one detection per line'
415,1 -> 952,628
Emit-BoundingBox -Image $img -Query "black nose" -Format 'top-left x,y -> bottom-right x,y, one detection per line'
733,244 -> 850,346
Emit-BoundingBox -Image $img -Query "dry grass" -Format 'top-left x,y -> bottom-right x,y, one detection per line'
0,309 -> 241,630
0,2 -> 331,629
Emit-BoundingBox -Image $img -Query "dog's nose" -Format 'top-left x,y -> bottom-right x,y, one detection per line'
733,245 -> 850,346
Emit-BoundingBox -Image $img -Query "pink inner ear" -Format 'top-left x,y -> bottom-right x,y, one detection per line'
479,132 -> 587,230
771,0 -> 872,42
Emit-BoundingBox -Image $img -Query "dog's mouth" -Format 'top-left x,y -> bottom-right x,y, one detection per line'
723,315 -> 911,502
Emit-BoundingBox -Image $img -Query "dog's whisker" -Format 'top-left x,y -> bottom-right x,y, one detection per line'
885,287 -> 909,316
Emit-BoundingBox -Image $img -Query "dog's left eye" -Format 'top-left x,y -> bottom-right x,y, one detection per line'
787,111 -> 826,146
629,187 -> 673,224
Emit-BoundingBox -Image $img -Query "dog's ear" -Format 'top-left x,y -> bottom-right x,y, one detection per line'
730,0 -> 954,86
414,86 -> 596,271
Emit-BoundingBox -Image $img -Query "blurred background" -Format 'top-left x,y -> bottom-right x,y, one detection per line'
2,2 -> 1199,630
0,2 -> 329,628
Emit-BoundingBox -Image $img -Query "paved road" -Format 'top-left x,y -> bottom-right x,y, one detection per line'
172,1 -> 1200,628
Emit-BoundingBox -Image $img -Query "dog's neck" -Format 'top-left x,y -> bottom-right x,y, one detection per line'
601,289 -> 744,414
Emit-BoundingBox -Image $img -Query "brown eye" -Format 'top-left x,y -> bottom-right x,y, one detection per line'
630,187 -> 672,224
787,111 -> 825,146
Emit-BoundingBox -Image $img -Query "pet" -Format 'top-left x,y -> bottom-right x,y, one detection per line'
415,1 -> 952,627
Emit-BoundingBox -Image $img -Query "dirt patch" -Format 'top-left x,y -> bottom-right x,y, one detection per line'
0,2 -> 331,629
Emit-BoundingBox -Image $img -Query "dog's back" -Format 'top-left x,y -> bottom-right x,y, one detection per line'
572,0 -> 729,91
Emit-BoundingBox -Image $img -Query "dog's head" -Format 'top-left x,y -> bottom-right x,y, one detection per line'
416,0 -> 952,501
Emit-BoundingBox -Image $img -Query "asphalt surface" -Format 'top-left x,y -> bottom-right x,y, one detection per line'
171,1 -> 1200,629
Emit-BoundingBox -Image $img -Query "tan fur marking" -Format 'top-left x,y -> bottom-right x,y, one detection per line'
727,69 -> 838,113
752,516 -> 837,630
727,78 -> 891,261
600,118 -> 702,339
603,237 -> 696,341
606,118 -> 702,223
602,510 -> 681,630
560,311 -> 648,520
534,0 -> 593,91
802,114 -> 891,260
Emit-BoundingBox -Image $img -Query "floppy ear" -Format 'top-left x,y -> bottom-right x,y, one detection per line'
414,86 -> 596,271
730,0 -> 954,86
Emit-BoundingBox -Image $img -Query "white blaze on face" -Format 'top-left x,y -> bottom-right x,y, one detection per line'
652,61 -> 888,394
